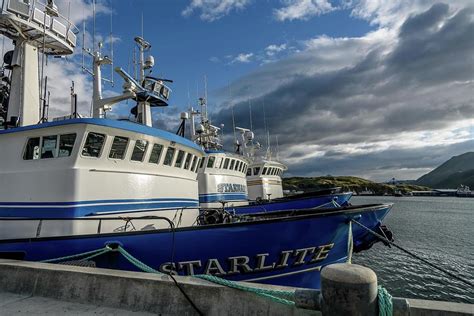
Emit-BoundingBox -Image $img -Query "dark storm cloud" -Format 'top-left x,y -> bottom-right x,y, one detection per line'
211,2 -> 474,180
285,139 -> 474,181
388,3 -> 474,85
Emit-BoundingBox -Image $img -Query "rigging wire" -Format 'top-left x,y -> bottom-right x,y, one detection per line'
352,219 -> 474,287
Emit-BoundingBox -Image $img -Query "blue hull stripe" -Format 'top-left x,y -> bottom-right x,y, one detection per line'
0,198 -> 199,218
0,197 -> 198,206
199,193 -> 248,203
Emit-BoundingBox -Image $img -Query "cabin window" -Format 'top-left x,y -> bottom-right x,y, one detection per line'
207,156 -> 216,168
174,150 -> 186,168
24,137 -> 40,160
235,161 -> 240,171
58,134 -> 76,157
163,147 -> 176,166
191,155 -> 198,171
196,158 -> 201,172
149,144 -> 164,164
246,167 -> 252,176
199,157 -> 206,169
243,164 -> 248,174
229,159 -> 235,170
262,167 -> 268,175
218,158 -> 224,169
240,162 -> 244,172
253,167 -> 261,175
131,140 -> 148,162
82,132 -> 106,158
270,168 -> 275,175
109,136 -> 129,159
184,153 -> 193,170
215,157 -> 222,169
275,169 -> 280,176
269,168 -> 274,175
223,158 -> 230,169
40,135 -> 58,159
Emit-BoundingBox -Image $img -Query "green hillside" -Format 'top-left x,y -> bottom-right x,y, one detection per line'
283,176 -> 429,195
416,152 -> 474,188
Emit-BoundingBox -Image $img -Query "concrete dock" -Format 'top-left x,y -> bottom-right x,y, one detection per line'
0,259 -> 472,315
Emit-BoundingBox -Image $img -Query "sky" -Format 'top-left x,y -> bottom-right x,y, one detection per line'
2,0 -> 473,181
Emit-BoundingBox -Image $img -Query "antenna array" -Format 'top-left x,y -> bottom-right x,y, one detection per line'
81,0 -> 114,86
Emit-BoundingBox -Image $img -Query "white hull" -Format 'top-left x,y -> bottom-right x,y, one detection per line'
0,119 -> 205,237
197,152 -> 250,208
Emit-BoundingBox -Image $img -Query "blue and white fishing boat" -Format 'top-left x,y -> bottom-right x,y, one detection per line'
180,98 -> 250,208
0,203 -> 392,288
181,99 -> 352,212
232,127 -> 353,214
0,0 -> 204,237
0,0 -> 393,289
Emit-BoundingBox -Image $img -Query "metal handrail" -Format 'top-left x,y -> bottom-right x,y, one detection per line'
1,0 -> 80,34
0,215 -> 177,239
31,0 -> 80,34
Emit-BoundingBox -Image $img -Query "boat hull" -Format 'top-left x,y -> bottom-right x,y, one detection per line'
230,192 -> 353,215
0,204 -> 391,289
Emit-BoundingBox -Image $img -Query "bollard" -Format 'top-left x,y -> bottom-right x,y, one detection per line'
294,289 -> 322,310
321,263 -> 378,316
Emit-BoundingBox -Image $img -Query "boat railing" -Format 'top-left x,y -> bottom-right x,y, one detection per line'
1,0 -> 79,50
0,215 -> 178,240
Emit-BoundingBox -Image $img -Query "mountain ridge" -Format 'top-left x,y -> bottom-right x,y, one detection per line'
416,152 -> 474,188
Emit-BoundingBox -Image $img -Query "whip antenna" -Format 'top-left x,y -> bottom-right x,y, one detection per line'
248,98 -> 253,131
229,84 -> 237,146
109,7 -> 114,86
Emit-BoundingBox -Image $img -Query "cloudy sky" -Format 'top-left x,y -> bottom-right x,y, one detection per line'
2,0 -> 472,181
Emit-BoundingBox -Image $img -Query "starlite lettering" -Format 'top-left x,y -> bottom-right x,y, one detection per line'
159,243 -> 334,276
217,183 -> 246,193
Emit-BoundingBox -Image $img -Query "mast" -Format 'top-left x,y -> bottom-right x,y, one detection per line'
248,98 -> 253,131
263,99 -> 271,160
0,0 -> 77,127
134,34 -> 152,126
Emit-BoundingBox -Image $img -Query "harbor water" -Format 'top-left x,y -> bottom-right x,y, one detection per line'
351,196 -> 474,304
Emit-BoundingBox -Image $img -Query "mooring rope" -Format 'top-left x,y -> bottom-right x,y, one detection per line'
347,220 -> 353,264
40,246 -> 110,263
352,219 -> 474,287
39,244 -> 297,306
37,219 -> 407,314
377,285 -> 393,316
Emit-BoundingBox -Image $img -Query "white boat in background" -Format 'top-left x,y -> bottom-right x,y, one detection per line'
235,127 -> 288,201
181,98 -> 250,208
0,0 -> 205,237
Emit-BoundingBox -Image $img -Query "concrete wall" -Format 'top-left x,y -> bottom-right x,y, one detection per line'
0,259 -> 472,315
0,259 -> 317,316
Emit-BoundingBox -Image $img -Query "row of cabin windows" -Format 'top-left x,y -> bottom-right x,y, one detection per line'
246,166 -> 283,177
24,132 -> 202,173
81,132 -> 202,172
202,156 -> 248,175
24,134 -> 77,160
